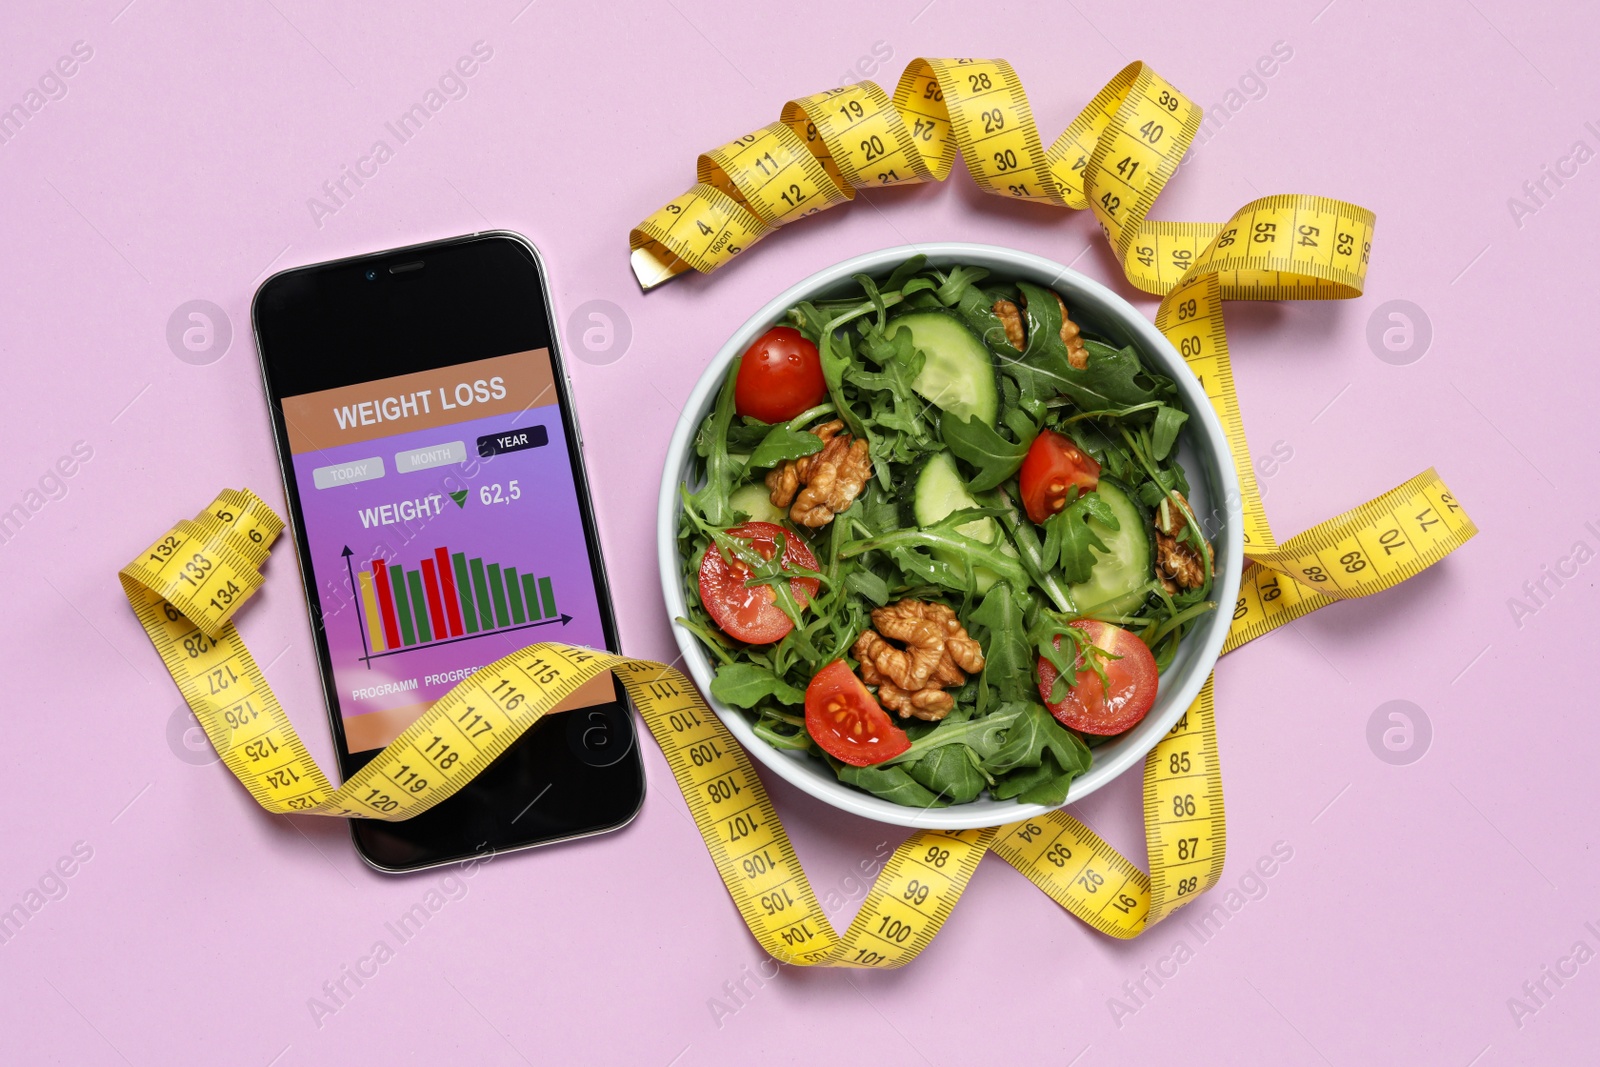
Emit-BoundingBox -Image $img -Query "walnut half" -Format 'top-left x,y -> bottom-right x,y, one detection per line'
852,599 -> 985,721
1153,491 -> 1214,592
764,420 -> 871,528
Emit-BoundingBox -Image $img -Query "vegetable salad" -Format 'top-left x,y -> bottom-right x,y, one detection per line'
677,256 -> 1216,809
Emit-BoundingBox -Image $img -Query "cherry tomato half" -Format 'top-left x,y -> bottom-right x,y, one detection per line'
804,660 -> 911,766
734,326 -> 828,423
1036,620 -> 1159,736
1019,429 -> 1101,524
697,521 -> 819,645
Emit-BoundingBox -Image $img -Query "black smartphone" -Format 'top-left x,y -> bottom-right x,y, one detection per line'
252,232 -> 644,872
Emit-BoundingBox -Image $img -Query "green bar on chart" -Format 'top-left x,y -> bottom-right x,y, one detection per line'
469,558 -> 494,631
538,577 -> 557,619
505,567 -> 526,624
390,565 -> 417,646
452,552 -> 478,634
486,563 -> 511,629
406,570 -> 432,643
522,574 -> 542,620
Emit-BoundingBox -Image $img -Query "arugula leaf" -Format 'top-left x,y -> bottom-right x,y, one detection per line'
1066,421 -> 1135,483
745,424 -> 823,470
710,662 -> 807,708
859,317 -> 914,368
995,501 -> 1074,614
984,701 -> 1092,777
880,705 -> 1022,766
935,264 -> 990,306
940,412 -> 1034,492
1017,281 -> 1067,365
991,284 -> 1160,411
883,254 -> 929,292
856,482 -> 903,535
844,568 -> 890,607
904,743 -> 988,804
1040,491 -> 1119,584
787,301 -> 830,341
836,763 -> 947,807
1136,470 -> 1182,507
726,416 -> 777,454
1030,611 -> 1112,703
953,282 -> 1014,354
1151,404 -> 1188,461
1071,340 -> 1161,408
991,746 -> 1083,805
1002,405 -> 1039,443
841,524 -> 1029,592
1028,342 -> 1158,411
969,582 -> 1033,704
856,272 -> 889,328
688,359 -> 740,526
984,700 -> 1054,773
856,325 -> 939,466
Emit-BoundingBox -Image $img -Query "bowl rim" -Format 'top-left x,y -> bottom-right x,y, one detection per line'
655,241 -> 1243,830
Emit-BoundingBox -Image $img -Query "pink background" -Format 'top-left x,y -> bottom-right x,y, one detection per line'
1,1 -> 1593,1063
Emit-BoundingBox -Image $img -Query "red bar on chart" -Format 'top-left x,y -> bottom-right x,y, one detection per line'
371,558 -> 402,649
436,546 -> 464,636
419,558 -> 449,640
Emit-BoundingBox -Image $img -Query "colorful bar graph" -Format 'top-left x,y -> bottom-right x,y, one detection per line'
452,552 -> 478,634
390,565 -> 417,646
357,544 -> 560,660
435,547 -> 464,637
419,558 -> 449,639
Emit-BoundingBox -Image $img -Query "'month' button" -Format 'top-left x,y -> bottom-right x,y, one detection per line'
476,425 -> 549,458
394,440 -> 466,474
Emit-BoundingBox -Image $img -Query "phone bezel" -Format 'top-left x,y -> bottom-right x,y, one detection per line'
251,231 -> 643,873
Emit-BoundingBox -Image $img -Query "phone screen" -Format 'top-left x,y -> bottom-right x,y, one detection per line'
279,348 -> 614,754
255,233 -> 642,872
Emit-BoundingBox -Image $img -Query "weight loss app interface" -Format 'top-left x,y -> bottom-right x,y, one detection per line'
281,350 -> 612,754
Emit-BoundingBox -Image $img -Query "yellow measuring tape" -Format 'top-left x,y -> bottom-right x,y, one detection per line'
119,59 -> 1477,966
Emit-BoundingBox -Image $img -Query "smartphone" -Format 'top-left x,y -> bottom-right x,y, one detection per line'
252,232 -> 644,872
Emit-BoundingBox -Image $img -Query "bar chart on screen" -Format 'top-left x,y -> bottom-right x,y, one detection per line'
343,543 -> 568,665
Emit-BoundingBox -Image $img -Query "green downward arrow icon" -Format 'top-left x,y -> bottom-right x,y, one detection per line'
449,490 -> 469,508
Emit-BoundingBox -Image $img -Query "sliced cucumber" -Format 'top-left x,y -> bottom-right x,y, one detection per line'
886,311 -> 1000,428
1066,478 -> 1154,616
906,452 -> 1016,593
728,481 -> 787,524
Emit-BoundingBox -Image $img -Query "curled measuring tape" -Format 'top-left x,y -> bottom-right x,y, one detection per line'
123,476 -> 1469,961
628,59 -> 1417,571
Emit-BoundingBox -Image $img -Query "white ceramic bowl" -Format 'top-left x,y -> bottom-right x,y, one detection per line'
656,243 -> 1243,829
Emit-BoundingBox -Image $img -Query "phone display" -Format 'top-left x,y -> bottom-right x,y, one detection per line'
279,349 -> 614,754
254,233 -> 643,872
